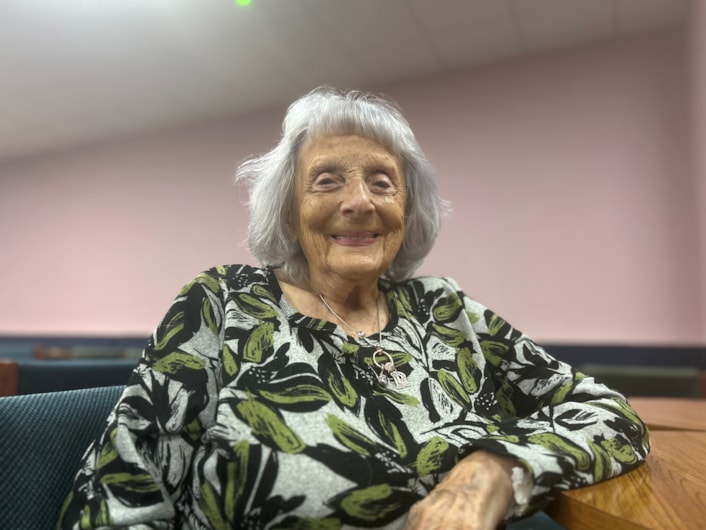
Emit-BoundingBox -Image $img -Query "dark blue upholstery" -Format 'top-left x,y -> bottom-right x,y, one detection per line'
507,510 -> 566,529
0,342 -> 35,360
16,359 -> 137,395
578,363 -> 701,397
0,385 -> 124,529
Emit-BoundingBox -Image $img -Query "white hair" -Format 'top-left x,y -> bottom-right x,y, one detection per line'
235,86 -> 449,284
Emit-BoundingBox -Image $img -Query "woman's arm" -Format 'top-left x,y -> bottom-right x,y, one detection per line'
403,278 -> 650,528
455,282 -> 650,515
58,270 -> 226,529
403,449 -> 517,530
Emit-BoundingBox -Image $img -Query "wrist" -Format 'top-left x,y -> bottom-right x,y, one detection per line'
505,463 -> 533,518
442,449 -> 515,497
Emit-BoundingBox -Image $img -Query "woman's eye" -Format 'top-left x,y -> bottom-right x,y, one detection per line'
369,173 -> 394,192
312,172 -> 339,190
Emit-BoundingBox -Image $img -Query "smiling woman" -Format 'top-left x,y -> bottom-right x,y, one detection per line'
58,87 -> 650,530
291,135 -> 407,294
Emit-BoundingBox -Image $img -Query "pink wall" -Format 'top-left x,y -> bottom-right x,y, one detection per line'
1,28 -> 702,345
689,1 -> 706,343
397,28 -> 701,345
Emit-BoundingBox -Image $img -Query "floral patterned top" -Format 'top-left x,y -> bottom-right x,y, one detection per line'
59,264 -> 649,529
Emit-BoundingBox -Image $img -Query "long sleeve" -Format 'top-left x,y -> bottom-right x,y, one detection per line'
58,267 -> 652,528
58,271 -> 225,529
448,279 -> 650,514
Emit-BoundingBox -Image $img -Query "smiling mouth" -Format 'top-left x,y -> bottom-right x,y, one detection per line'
331,232 -> 379,240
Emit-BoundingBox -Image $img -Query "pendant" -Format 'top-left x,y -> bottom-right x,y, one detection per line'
389,369 -> 409,389
372,348 -> 410,389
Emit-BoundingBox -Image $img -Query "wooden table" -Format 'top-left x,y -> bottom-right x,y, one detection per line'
546,430 -> 706,529
628,397 -> 706,431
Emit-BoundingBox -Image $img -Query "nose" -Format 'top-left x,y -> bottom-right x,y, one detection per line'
340,179 -> 374,215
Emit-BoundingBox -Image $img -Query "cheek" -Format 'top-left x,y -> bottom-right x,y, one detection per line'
384,207 -> 406,251
387,199 -> 407,230
294,201 -> 330,245
298,201 -> 321,227
389,226 -> 405,250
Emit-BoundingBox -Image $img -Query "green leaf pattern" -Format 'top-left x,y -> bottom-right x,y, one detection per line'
59,265 -> 650,529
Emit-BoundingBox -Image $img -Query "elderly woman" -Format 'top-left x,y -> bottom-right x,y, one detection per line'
60,87 -> 649,530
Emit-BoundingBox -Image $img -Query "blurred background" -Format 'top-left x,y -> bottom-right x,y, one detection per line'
0,0 -> 703,353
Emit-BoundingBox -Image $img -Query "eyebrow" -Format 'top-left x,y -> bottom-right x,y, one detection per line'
306,160 -> 342,179
312,152 -> 399,170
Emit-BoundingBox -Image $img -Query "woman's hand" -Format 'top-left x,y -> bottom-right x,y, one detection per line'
403,450 -> 517,530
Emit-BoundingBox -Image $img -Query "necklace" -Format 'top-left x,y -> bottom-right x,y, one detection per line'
318,292 -> 410,389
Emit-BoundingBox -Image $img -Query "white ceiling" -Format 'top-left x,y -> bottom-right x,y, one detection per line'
0,0 -> 689,164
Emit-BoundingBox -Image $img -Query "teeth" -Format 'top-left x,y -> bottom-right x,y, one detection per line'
333,235 -> 376,240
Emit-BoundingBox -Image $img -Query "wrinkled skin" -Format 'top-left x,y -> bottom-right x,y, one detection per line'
403,450 -> 517,530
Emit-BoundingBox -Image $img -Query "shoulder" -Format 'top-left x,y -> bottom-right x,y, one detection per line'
389,275 -> 492,322
391,275 -> 468,299
179,264 -> 272,297
387,275 -> 480,307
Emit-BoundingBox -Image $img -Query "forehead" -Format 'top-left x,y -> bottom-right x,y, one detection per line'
297,134 -> 401,167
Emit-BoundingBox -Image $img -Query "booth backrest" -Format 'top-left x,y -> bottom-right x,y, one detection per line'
0,359 -> 137,396
0,385 -> 125,529
578,364 -> 703,397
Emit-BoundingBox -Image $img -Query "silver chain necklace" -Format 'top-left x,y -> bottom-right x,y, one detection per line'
318,292 -> 410,389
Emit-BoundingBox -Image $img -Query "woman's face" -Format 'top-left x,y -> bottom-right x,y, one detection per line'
291,134 -> 407,286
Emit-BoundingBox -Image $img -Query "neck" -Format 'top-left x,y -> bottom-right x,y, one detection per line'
303,267 -> 380,309
274,269 -> 387,337
319,291 -> 382,340
316,282 -> 384,338
315,283 -> 380,310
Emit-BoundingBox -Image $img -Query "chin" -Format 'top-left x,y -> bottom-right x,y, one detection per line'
331,262 -> 386,280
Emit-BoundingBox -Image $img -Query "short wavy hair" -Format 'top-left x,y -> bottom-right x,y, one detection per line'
235,86 -> 448,284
